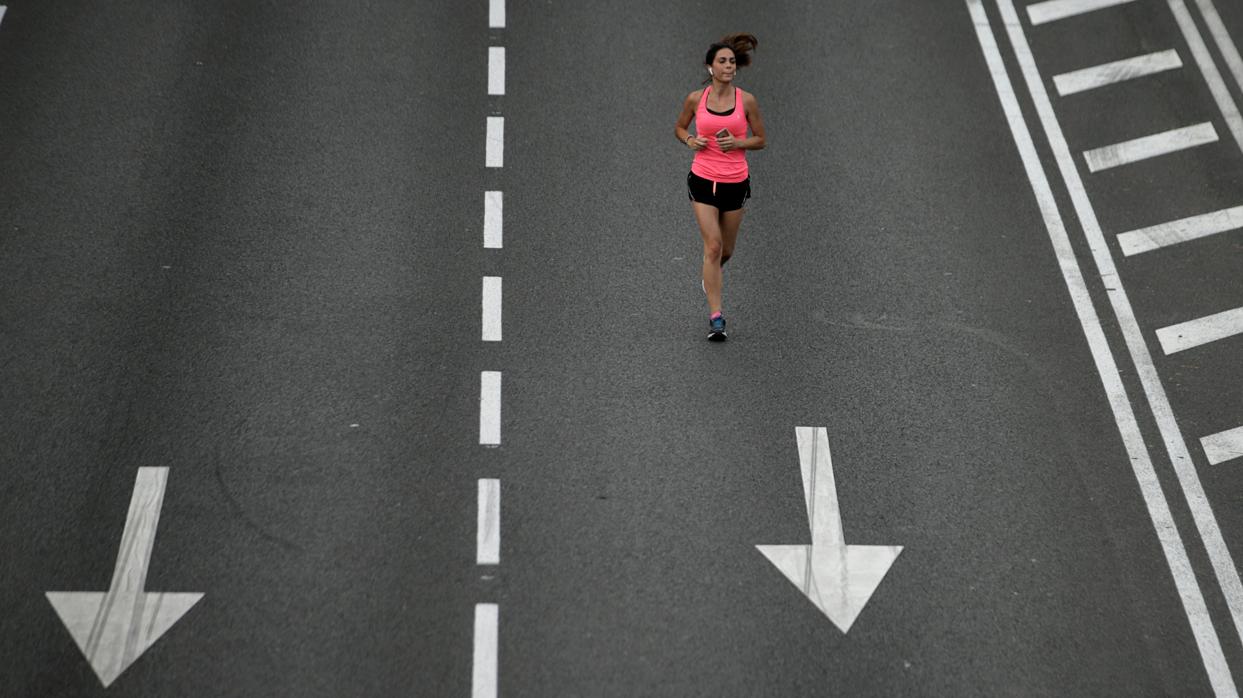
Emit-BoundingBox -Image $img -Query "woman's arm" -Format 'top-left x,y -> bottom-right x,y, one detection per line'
675,91 -> 708,150
739,91 -> 766,151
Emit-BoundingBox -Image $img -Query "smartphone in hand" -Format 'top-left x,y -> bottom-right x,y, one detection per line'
715,128 -> 730,138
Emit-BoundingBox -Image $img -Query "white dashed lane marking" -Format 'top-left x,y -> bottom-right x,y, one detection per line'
1027,0 -> 1136,25
486,117 -> 504,168
1083,122 -> 1218,172
1156,306 -> 1243,355
1118,204 -> 1243,255
477,479 -> 500,565
484,191 -> 502,249
482,276 -> 502,342
489,0 -> 505,29
1204,427 -> 1243,466
480,371 -> 501,446
472,603 -> 499,698
1053,49 -> 1183,96
488,47 -> 505,96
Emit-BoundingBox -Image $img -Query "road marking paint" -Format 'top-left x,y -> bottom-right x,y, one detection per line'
1118,205 -> 1243,255
480,371 -> 501,446
46,468 -> 204,688
482,276 -> 502,342
1083,122 -> 1219,172
488,47 -> 505,96
489,0 -> 505,29
1053,49 -> 1183,95
1203,427 -> 1243,465
477,479 -> 501,564
1169,0 -> 1243,154
484,191 -> 503,249
1194,0 -> 1243,103
1157,306 -> 1243,354
0,7 -> 7,27
472,603 -> 498,698
971,2 -> 1237,693
486,117 -> 504,168
1027,0 -> 1135,25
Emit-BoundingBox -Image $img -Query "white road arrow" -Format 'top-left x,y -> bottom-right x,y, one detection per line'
756,427 -> 902,633
46,467 -> 203,688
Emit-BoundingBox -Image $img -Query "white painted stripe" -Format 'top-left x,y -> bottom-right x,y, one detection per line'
1203,426 -> 1243,465
1194,0 -> 1243,111
472,603 -> 498,698
480,371 -> 501,446
1027,0 -> 1135,25
1053,50 -> 1183,95
1118,205 -> 1243,255
1083,122 -> 1218,172
484,191 -> 503,249
488,47 -> 505,96
973,2 -> 1237,694
486,117 -> 504,168
482,276 -> 502,342
0,6 -> 7,27
477,479 -> 501,564
488,0 -> 505,29
1156,306 -> 1243,354
1169,0 -> 1243,155
994,0 -> 1243,685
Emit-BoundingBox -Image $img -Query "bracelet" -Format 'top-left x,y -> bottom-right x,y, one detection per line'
685,135 -> 693,147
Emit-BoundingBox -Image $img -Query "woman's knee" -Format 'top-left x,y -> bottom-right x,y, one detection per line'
703,238 -> 724,261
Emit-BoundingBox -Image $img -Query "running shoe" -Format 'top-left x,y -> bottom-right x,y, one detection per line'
707,315 -> 728,341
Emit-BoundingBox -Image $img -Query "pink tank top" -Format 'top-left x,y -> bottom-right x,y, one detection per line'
691,86 -> 748,183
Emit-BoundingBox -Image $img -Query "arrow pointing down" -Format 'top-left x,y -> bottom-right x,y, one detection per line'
756,427 -> 902,633
47,467 -> 203,687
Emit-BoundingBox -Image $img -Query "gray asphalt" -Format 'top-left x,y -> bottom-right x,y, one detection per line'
0,0 -> 1240,696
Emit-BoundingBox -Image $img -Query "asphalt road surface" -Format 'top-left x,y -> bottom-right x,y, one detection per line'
2,0 -> 1242,695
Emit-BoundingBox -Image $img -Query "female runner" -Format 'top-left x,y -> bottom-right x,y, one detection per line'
674,33 -> 766,341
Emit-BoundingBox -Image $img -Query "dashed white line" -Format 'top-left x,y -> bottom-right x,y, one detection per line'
1054,49 -> 1183,96
482,276 -> 502,342
1156,306 -> 1243,355
1027,0 -> 1136,25
1118,204 -> 1243,255
488,0 -> 505,29
477,479 -> 501,564
486,117 -> 504,168
484,191 -> 503,249
480,371 -> 501,446
488,47 -> 506,96
974,1 -> 1238,693
1203,426 -> 1243,466
472,603 -> 499,698
1169,0 -> 1243,155
1083,122 -> 1219,172
0,6 -> 7,27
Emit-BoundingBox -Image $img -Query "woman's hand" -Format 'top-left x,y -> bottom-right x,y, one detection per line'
687,135 -> 709,151
716,132 -> 737,152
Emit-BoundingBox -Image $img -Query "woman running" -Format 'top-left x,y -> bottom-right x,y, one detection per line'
674,33 -> 766,341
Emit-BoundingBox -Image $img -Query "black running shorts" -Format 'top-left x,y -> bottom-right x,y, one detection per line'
687,172 -> 751,212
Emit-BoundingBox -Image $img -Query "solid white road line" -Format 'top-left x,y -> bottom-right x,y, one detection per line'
477,479 -> 500,564
472,603 -> 499,698
488,47 -> 505,96
972,2 -> 1237,694
1156,306 -> 1243,354
1194,0 -> 1243,104
1169,0 -> 1243,155
1053,49 -> 1183,95
1203,427 -> 1243,466
996,0 -> 1243,685
482,276 -> 502,342
489,0 -> 505,29
484,191 -> 503,249
0,6 -> 7,27
1083,122 -> 1219,172
480,371 -> 501,446
1118,205 -> 1243,255
1027,0 -> 1135,25
486,117 -> 504,168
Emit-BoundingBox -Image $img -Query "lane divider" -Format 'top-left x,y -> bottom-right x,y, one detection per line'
484,191 -> 503,249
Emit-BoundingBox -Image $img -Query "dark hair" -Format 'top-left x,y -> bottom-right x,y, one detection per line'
704,33 -> 758,69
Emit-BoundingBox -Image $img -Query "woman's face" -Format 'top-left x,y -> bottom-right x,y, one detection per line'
709,48 -> 736,82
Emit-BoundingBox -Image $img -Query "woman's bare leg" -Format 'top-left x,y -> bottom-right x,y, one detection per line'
719,208 -> 745,267
693,202 -> 724,314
